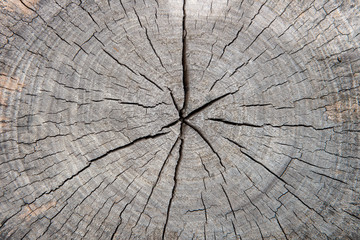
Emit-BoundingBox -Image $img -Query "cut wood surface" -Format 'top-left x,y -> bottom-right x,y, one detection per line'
0,0 -> 359,239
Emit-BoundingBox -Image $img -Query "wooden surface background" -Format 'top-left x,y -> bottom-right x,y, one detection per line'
0,0 -> 359,239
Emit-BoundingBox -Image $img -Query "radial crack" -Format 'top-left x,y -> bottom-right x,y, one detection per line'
133,138 -> 179,228
168,87 -> 180,112
144,28 -> 166,69
186,89 -> 239,119
275,216 -> 289,240
220,25 -> 244,59
186,121 -> 226,169
103,49 -> 137,75
201,192 -> 208,223
120,101 -> 168,109
229,59 -> 251,77
162,135 -> 184,239
110,192 -> 139,240
24,131 -> 170,205
89,131 -> 170,162
180,0 -> 189,117
210,118 -> 334,131
160,119 -> 180,132
103,49 -> 163,91
311,171 -> 347,184
138,72 -> 164,91
285,187 -> 327,222
209,118 -> 264,128
221,184 -> 236,219
224,137 -> 289,186
209,72 -> 227,92
199,154 -> 211,177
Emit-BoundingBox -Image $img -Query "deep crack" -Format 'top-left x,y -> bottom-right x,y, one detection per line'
1,0 -> 356,239
180,0 -> 189,118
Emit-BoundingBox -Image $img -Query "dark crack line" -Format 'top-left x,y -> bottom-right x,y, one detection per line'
221,184 -> 236,219
180,0 -> 189,117
201,40 -> 217,82
185,88 -> 239,119
160,119 -> 180,132
103,49 -> 163,91
201,192 -> 208,223
103,48 -> 137,75
110,192 -> 139,240
246,0 -> 269,30
144,28 -> 166,69
133,8 -> 166,70
311,171 -> 347,184
138,72 -> 164,91
231,220 -> 240,239
229,59 -> 251,77
119,101 -> 168,109
73,42 -> 88,61
224,137 -> 290,186
279,158 -> 293,177
162,128 -> 185,240
244,17 -> 277,52
275,215 -> 289,240
285,187 -> 327,222
80,5 -> 100,28
209,118 -> 334,131
0,208 -> 23,231
133,8 -> 143,28
37,167 -> 111,239
255,221 -> 264,240
96,195 -> 127,238
343,210 -> 360,220
244,191 -> 263,217
186,121 -> 226,169
220,25 -> 244,59
19,0 -> 36,12
209,72 -> 227,92
133,137 -> 179,229
199,154 -> 211,177
89,131 -> 170,162
82,166 -> 132,238
209,118 -> 263,128
23,131 -> 170,207
186,208 -> 205,213
119,0 -> 128,17
168,87 -> 180,112
294,157 -> 328,169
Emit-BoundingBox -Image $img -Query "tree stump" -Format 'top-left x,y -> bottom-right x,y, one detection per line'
0,0 -> 359,239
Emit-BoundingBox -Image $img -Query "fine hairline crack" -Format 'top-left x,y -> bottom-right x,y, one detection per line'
3,0 -> 356,239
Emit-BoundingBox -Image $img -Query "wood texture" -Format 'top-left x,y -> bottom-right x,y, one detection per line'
0,0 -> 359,239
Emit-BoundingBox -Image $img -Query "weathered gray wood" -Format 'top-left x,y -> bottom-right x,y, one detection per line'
0,0 -> 359,239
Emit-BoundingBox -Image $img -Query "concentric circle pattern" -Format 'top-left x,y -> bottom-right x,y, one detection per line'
0,0 -> 359,239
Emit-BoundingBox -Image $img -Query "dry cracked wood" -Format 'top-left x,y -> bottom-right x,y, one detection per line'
0,0 -> 359,239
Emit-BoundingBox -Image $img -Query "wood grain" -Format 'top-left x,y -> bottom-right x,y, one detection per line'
0,0 -> 359,239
